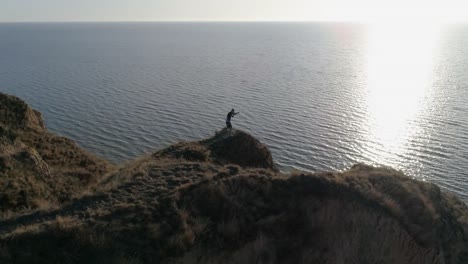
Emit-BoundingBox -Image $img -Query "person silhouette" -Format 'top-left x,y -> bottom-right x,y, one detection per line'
226,109 -> 239,130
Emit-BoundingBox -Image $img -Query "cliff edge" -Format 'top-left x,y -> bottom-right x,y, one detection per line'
0,92 -> 467,264
0,93 -> 115,211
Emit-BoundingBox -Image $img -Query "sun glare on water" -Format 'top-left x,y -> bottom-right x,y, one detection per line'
362,21 -> 441,168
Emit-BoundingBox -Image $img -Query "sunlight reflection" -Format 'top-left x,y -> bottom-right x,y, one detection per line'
363,22 -> 440,165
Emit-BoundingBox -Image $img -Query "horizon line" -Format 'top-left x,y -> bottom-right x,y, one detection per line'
1,19 -> 467,24
0,20 -> 362,23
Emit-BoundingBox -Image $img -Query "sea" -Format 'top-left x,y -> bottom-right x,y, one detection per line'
1,22 -> 467,201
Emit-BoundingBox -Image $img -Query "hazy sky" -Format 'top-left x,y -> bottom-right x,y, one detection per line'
1,0 -> 467,22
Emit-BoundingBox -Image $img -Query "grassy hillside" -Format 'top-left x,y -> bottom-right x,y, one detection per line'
1,160 -> 467,263
0,93 -> 115,212
1,92 -> 467,263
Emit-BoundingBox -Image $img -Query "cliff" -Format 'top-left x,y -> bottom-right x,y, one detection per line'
0,92 -> 467,264
0,93 -> 115,211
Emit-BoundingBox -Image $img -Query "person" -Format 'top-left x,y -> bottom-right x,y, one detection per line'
226,109 -> 239,130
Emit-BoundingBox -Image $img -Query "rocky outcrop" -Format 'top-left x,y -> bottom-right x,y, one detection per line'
0,92 -> 467,264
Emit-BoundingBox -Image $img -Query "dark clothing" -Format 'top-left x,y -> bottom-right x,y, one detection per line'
226,111 -> 237,129
227,112 -> 234,121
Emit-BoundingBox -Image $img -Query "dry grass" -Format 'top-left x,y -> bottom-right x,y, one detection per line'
0,161 -> 467,263
0,93 -> 45,131
0,93 -> 116,212
202,129 -> 278,171
1,92 -> 467,263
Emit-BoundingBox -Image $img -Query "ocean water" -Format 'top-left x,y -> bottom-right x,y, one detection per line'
1,22 -> 467,201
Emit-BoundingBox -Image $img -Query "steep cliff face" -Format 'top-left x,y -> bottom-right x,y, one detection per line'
0,92 -> 468,264
0,93 -> 115,211
0,126 -> 53,210
0,93 -> 45,131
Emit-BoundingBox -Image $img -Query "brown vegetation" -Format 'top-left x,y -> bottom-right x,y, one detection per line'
154,128 -> 277,171
1,92 -> 468,263
0,93 -> 45,131
0,93 -> 115,212
1,162 -> 467,263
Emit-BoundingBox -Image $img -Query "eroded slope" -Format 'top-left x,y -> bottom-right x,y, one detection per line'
0,93 -> 115,211
0,131 -> 467,264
